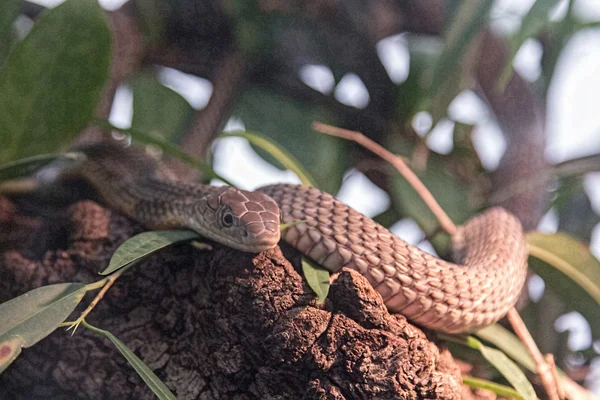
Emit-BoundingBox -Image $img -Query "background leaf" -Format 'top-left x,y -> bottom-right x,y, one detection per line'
0,0 -> 111,163
233,88 -> 347,194
221,131 -> 317,187
477,324 -> 536,373
527,232 -> 600,339
498,0 -> 563,89
131,73 -> 194,143
462,376 -> 524,399
427,0 -> 494,95
301,258 -> 330,303
101,230 -> 200,275
0,152 -> 84,182
449,334 -> 537,400
478,343 -> 536,400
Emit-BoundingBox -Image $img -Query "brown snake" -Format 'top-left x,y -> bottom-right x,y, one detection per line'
66,142 -> 528,334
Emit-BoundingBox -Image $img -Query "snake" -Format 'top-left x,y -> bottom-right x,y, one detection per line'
64,142 -> 529,334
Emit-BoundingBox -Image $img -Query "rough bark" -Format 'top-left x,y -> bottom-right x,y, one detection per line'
0,196 -> 468,399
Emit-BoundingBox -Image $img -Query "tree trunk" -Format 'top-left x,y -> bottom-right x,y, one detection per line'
0,196 -> 472,399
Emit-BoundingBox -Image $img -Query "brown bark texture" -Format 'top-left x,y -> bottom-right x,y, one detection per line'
0,196 -> 472,399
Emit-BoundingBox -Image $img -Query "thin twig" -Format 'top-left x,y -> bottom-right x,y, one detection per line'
546,354 -> 565,400
67,268 -> 127,335
312,122 -> 457,235
507,309 -> 561,400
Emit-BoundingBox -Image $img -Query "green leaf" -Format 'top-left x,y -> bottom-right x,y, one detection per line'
427,0 -> 494,95
82,321 -> 176,400
428,38 -> 480,124
478,344 -> 536,400
301,258 -> 330,303
0,0 -> 111,163
462,376 -> 524,399
0,0 -> 21,63
233,88 -> 346,194
221,131 -> 317,187
527,232 -> 600,337
0,283 -> 87,374
444,334 -> 536,400
0,152 -> 85,182
131,73 -> 194,144
394,35 -> 441,120
554,177 -> 599,241
476,324 -> 536,373
101,230 -> 200,275
498,0 -> 562,90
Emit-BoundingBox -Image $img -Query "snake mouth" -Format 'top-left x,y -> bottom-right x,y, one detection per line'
201,228 -> 279,253
230,237 -> 279,253
244,232 -> 281,252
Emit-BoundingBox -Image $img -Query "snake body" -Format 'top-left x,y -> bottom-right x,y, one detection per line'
67,142 -> 528,333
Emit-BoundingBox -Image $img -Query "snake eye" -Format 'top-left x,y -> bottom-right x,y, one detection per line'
222,212 -> 234,227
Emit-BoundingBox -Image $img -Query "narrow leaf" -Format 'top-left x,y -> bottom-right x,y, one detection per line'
234,88 -> 347,193
0,152 -> 85,182
83,321 -> 176,400
301,258 -> 330,303
0,0 -> 111,163
497,0 -> 562,90
479,345 -> 536,400
527,232 -> 600,336
463,376 -> 524,399
443,333 -> 536,400
476,324 -> 536,373
131,73 -> 194,143
101,230 -> 200,275
427,0 -> 494,95
527,232 -> 600,303
0,283 -> 86,373
221,131 -> 317,187
280,220 -> 306,231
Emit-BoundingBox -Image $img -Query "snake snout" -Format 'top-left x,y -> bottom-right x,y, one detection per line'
243,215 -> 280,250
217,189 -> 281,251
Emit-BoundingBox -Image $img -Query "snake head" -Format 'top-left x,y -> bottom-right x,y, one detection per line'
191,187 -> 281,252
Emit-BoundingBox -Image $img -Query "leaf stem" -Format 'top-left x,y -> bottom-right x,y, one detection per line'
462,376 -> 524,399
67,266 -> 131,334
84,277 -> 109,292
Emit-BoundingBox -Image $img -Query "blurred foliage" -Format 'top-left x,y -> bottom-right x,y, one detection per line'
0,0 -> 21,62
1,0 -> 600,396
0,0 -> 110,163
131,72 -> 194,144
234,88 -> 346,194
528,233 -> 600,340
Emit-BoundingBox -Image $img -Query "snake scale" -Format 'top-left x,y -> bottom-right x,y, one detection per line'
66,142 -> 528,333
